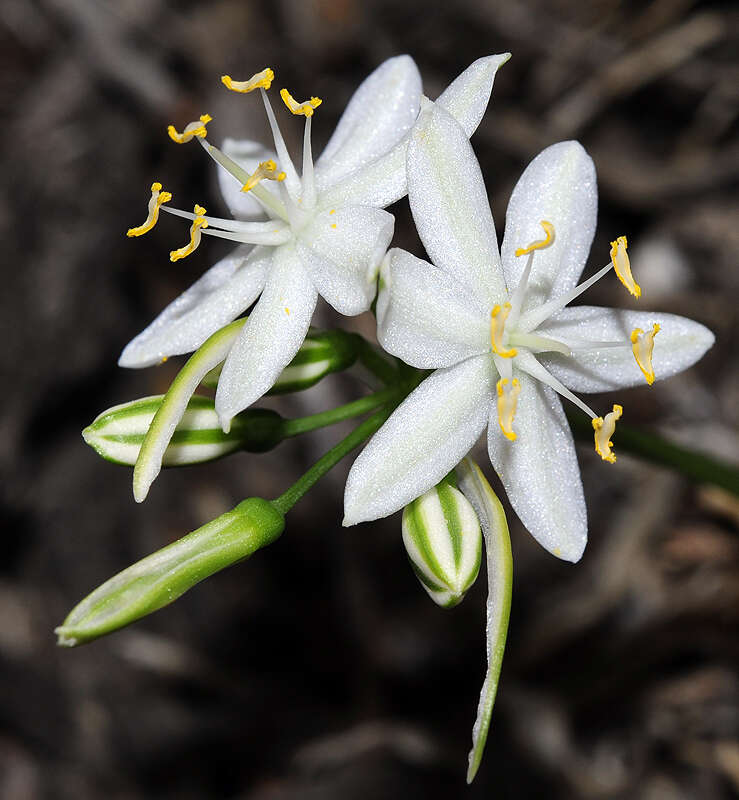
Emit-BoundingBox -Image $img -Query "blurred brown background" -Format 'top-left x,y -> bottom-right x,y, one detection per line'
1,0 -> 738,797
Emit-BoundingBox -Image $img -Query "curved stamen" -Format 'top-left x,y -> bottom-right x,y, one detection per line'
516,354 -> 597,419
631,323 -> 660,385
170,205 -> 208,261
259,88 -> 301,199
127,182 -> 172,237
301,115 -> 317,209
200,226 -> 293,246
507,332 -> 571,355
490,303 -> 517,358
610,236 -> 641,298
280,89 -> 322,117
241,160 -> 286,193
198,139 -> 288,221
593,405 -> 623,463
168,114 -> 212,144
162,206 -> 289,234
496,378 -> 521,441
518,261 -> 614,333
221,68 -> 274,93
514,220 -> 555,257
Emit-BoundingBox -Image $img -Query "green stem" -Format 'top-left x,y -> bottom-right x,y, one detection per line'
272,402 -> 400,515
353,335 -> 400,386
567,411 -> 739,496
280,385 -> 400,438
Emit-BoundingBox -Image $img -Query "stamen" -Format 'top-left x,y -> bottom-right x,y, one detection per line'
630,323 -> 660,385
241,160 -> 286,193
127,182 -> 172,237
490,303 -> 517,358
170,205 -> 208,262
259,89 -> 301,199
221,68 -> 274,93
610,236 -> 641,298
592,404 -> 623,464
280,89 -> 322,117
496,378 -> 521,441
518,261 -> 614,333
301,115 -> 316,208
167,114 -> 212,144
516,353 -> 598,419
514,220 -> 555,257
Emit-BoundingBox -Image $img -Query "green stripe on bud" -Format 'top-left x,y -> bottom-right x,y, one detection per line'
402,479 -> 482,608
201,329 -> 358,394
83,394 -> 284,467
56,497 -> 284,647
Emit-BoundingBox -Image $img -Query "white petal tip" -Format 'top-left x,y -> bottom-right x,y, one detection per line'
550,539 -> 586,564
132,486 -> 148,504
219,416 -> 232,435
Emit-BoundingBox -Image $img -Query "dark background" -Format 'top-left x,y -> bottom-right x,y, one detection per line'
2,0 -> 738,797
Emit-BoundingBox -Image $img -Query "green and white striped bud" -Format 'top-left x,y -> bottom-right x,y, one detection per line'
402,479 -> 482,608
202,328 -> 358,395
83,394 -> 283,466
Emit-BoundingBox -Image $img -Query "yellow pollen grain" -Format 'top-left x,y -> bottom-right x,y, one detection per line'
280,88 -> 322,117
490,303 -> 517,358
170,205 -> 208,262
329,209 -> 336,215
515,220 -> 555,257
496,378 -> 521,441
285,307 -> 290,315
127,181 -> 172,237
610,235 -> 641,298
167,114 -> 212,144
630,323 -> 660,385
592,404 -> 623,463
221,68 -> 274,93
331,223 -> 337,229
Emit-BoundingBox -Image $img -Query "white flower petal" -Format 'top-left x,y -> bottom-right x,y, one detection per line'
435,53 -> 511,137
316,139 -> 408,210
296,206 -> 394,316
119,245 -> 270,368
456,458 -> 512,784
500,141 -> 597,312
132,321 -> 245,503
315,55 -> 422,189
378,248 -> 490,369
217,138 -> 279,220
343,355 -> 495,525
407,105 -> 506,306
536,305 -> 715,393
487,361 -> 587,562
215,245 -> 317,429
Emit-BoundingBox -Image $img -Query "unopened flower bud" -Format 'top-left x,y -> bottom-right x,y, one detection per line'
202,328 -> 358,394
56,497 -> 284,646
402,478 -> 482,608
83,394 -> 284,466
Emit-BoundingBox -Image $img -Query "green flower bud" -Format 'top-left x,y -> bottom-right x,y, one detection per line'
402,479 -> 482,608
56,497 -> 284,647
202,328 -> 358,394
83,395 -> 284,466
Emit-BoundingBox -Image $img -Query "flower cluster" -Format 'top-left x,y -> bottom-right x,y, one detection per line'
69,53 -> 716,783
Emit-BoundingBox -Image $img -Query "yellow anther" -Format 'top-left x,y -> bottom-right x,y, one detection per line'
240,160 -> 287,193
496,378 -> 521,441
126,182 -> 172,237
514,220 -> 556,257
221,68 -> 274,93
170,205 -> 208,262
490,303 -> 517,358
592,404 -> 623,464
630,323 -> 660,385
610,235 -> 641,298
280,88 -> 322,117
167,114 -> 212,144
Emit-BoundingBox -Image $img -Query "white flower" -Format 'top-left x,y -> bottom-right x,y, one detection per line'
343,105 -> 714,562
119,55 -> 510,431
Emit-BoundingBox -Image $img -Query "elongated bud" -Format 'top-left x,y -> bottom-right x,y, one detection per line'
402,476 -> 482,608
56,498 -> 284,647
202,328 -> 358,394
83,394 -> 284,466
